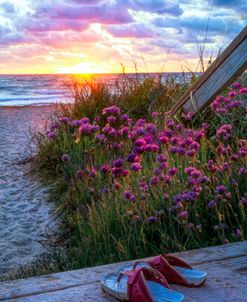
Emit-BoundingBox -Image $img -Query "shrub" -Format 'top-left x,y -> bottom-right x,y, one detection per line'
33,77 -> 247,270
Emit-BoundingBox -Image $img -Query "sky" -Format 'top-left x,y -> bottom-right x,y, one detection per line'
0,0 -> 246,74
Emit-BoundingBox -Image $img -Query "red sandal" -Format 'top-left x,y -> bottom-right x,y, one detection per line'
101,266 -> 184,301
124,254 -> 207,287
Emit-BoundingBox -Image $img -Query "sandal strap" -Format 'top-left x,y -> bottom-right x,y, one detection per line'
162,254 -> 193,269
121,267 -> 170,302
147,255 -> 191,286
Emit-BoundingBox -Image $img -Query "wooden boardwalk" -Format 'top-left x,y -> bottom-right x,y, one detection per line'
0,241 -> 246,302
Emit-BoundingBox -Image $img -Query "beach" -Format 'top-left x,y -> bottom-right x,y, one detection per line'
0,105 -> 58,276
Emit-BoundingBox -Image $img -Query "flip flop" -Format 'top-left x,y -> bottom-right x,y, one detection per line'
101,267 -> 184,302
121,254 -> 207,287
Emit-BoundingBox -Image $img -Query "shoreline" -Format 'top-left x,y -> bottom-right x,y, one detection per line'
0,104 -> 57,110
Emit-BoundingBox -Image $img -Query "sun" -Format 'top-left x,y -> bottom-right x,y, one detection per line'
57,62 -> 111,74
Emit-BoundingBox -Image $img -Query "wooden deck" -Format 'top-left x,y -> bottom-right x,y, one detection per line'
0,241 -> 246,302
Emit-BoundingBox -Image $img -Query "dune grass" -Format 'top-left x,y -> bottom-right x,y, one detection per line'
29,73 -> 247,275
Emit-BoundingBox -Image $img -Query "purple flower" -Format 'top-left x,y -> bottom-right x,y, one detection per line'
182,191 -> 196,202
130,195 -> 136,202
113,158 -> 124,167
107,115 -> 117,123
179,211 -> 188,219
59,116 -> 70,124
199,176 -> 210,184
168,146 -> 178,154
151,111 -> 159,118
232,82 -> 242,90
112,167 -> 122,177
158,135 -> 169,144
240,87 -> 247,94
112,143 -> 121,150
121,169 -> 129,177
231,153 -> 239,161
181,111 -> 195,121
236,229 -> 242,238
47,131 -> 57,139
50,123 -> 59,130
139,181 -> 148,192
61,154 -> 69,162
102,105 -> 121,115
239,147 -> 247,157
88,168 -> 96,178
162,175 -> 171,184
79,117 -> 89,125
135,138 -> 146,147
126,153 -> 140,163
94,133 -> 104,141
240,196 -> 247,206
156,154 -> 167,163
173,194 -> 182,203
166,119 -> 175,128
123,191 -> 132,200
144,144 -> 159,152
79,124 -> 92,135
123,190 -> 135,202
208,200 -> 216,208
150,176 -> 160,186
75,169 -> 84,179
216,124 -> 232,140
100,164 -> 111,173
222,162 -> 231,171
147,216 -> 158,223
216,185 -> 227,194
131,163 -> 142,172
143,135 -> 153,144
228,90 -> 237,98
121,114 -> 129,121
153,168 -> 161,176
168,167 -> 178,176
238,167 -> 247,176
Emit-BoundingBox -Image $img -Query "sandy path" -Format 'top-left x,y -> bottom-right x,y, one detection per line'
0,106 -> 58,275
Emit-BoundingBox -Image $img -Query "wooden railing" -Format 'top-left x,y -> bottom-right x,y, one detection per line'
170,25 -> 247,115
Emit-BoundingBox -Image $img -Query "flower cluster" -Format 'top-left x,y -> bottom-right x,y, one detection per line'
210,82 -> 246,114
46,82 -> 246,246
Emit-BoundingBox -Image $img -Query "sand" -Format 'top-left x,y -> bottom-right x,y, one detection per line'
0,106 -> 58,275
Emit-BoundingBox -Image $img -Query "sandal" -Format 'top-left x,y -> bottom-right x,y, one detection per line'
101,267 -> 184,301
122,254 -> 207,287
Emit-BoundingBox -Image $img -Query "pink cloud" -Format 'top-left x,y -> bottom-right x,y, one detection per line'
52,3 -> 133,24
25,19 -> 89,32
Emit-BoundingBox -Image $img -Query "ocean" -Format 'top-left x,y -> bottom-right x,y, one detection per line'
0,73 -> 190,106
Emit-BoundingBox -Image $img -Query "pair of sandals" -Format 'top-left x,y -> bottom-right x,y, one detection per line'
101,254 -> 207,301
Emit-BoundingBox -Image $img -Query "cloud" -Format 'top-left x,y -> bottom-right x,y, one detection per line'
69,0 -> 105,3
209,0 -> 247,18
153,15 -> 243,35
0,0 -> 246,73
48,2 -> 133,24
119,0 -> 183,16
0,1 -> 16,14
24,19 -> 89,32
107,24 -> 157,38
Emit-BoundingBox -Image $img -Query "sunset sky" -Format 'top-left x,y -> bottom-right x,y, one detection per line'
0,0 -> 246,74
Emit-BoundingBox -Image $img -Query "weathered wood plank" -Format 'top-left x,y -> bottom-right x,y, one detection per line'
3,255 -> 247,302
0,241 -> 246,301
170,25 -> 247,114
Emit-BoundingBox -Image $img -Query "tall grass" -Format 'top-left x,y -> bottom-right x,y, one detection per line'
31,73 -> 247,274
